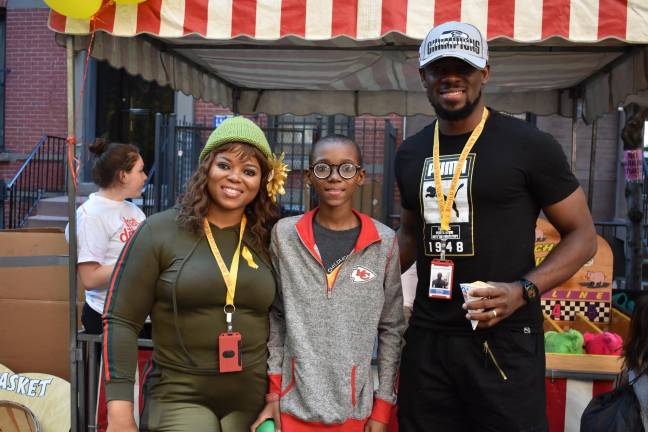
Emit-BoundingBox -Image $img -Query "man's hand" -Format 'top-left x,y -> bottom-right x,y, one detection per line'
365,419 -> 388,432
250,401 -> 282,432
106,400 -> 137,432
463,281 -> 526,329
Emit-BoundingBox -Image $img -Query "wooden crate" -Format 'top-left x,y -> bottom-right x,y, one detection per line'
544,309 -> 630,374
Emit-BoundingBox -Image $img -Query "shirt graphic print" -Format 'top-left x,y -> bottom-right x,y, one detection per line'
420,153 -> 475,257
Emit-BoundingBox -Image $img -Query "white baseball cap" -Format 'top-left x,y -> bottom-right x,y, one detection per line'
419,21 -> 489,70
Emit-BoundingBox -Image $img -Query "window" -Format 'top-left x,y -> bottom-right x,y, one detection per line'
95,61 -> 174,170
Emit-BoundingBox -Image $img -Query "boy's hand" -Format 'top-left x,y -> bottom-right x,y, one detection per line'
250,401 -> 282,432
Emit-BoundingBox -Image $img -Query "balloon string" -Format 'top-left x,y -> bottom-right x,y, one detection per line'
66,136 -> 80,192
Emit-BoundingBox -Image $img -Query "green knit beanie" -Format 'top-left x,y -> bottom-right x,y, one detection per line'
199,116 -> 272,162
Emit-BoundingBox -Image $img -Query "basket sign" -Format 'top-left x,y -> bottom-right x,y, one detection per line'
0,362 -> 70,431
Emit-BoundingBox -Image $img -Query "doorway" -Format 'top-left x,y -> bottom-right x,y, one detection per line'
95,61 -> 174,171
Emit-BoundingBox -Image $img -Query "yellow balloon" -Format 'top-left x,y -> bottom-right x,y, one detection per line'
114,0 -> 147,4
45,0 -> 102,19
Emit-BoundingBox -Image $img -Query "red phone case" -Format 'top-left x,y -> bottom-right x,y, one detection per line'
219,332 -> 242,373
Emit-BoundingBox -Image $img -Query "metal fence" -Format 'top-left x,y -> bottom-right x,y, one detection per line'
595,220 -> 648,289
141,165 -> 157,217
1,135 -> 66,229
147,114 -> 397,225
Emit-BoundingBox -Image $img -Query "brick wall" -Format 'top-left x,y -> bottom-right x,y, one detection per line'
193,100 -> 233,126
193,100 -> 271,130
0,8 -> 67,180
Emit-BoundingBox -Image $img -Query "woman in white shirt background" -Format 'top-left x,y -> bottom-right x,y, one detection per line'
66,138 -> 147,334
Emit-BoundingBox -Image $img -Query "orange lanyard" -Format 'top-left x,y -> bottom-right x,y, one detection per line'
203,215 -> 246,312
433,107 -> 489,232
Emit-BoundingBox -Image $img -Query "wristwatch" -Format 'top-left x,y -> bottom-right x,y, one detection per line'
519,278 -> 540,303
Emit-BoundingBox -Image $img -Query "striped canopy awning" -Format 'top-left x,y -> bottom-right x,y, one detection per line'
49,0 -> 648,120
49,0 -> 648,42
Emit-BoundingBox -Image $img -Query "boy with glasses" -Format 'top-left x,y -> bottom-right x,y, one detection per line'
252,134 -> 406,432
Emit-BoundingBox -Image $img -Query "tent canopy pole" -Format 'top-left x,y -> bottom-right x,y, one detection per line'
66,35 -> 79,432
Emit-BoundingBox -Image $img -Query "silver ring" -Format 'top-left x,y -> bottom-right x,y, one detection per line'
492,309 -> 497,319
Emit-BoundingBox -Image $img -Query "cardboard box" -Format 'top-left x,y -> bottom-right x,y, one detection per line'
0,300 -> 76,380
0,230 -> 68,257
0,229 -> 82,380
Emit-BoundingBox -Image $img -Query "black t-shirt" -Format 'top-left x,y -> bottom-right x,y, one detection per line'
313,219 -> 360,273
394,109 -> 579,333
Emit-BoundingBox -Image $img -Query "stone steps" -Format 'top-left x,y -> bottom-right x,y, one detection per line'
25,193 -> 144,229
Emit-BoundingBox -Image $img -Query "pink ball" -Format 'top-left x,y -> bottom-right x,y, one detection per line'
583,331 -> 623,355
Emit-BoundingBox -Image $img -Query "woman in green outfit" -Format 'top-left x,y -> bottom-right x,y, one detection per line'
103,117 -> 288,432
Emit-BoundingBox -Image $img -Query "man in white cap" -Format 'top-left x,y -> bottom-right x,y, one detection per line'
394,21 -> 597,431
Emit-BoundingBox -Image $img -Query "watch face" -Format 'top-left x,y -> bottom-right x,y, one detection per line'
528,286 -> 538,300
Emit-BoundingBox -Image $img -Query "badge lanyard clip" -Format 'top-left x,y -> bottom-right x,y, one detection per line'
440,238 -> 448,261
224,306 -> 235,333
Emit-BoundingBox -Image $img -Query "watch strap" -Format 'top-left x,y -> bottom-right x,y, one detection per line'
519,278 -> 539,302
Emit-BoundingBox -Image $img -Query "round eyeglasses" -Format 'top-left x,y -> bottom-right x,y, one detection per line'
310,162 -> 362,180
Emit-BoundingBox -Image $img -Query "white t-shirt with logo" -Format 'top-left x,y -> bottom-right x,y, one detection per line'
65,193 -> 146,314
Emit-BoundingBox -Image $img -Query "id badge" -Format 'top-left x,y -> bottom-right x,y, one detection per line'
429,259 -> 454,300
218,332 -> 243,373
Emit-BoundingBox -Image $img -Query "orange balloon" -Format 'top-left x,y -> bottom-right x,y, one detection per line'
44,0 -> 102,19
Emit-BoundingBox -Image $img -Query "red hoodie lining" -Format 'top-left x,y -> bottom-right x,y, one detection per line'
295,208 -> 382,295
295,208 -> 381,265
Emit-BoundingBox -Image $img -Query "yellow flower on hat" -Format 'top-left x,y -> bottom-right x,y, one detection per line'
267,152 -> 290,203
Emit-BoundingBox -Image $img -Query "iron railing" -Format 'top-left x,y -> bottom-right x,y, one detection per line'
353,118 -> 397,226
150,114 -> 397,224
2,135 -> 66,228
149,114 -> 214,213
141,165 -> 157,217
266,114 -> 354,216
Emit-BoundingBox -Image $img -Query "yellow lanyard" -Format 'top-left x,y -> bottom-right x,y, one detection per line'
203,215 -> 247,307
433,107 -> 489,232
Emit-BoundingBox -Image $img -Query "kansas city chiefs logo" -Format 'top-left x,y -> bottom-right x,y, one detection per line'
351,266 -> 376,283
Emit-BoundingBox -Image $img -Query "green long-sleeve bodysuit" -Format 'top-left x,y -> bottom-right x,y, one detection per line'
102,208 -> 275,428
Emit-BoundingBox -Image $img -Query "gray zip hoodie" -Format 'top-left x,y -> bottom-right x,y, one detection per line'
267,209 -> 406,430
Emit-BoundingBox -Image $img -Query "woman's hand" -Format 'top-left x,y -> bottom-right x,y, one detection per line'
250,401 -> 282,432
364,419 -> 388,432
106,400 -> 138,432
